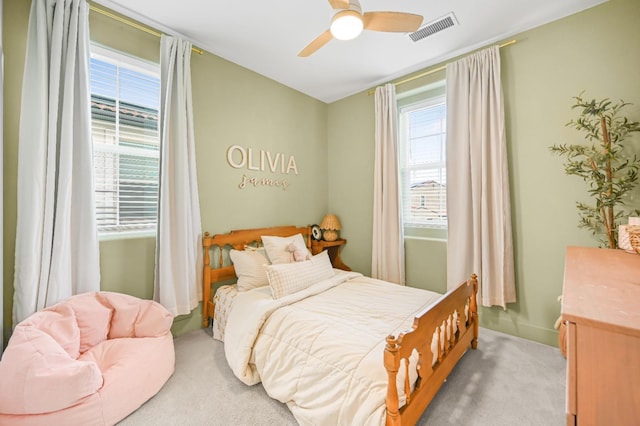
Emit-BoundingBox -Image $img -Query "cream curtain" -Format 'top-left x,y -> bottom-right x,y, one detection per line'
13,0 -> 100,324
445,46 -> 516,308
154,35 -> 203,316
372,84 -> 405,285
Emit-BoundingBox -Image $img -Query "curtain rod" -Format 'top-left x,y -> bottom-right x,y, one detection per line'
88,4 -> 204,55
367,39 -> 516,96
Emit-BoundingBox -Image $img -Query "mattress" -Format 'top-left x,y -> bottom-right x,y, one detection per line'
212,284 -> 238,342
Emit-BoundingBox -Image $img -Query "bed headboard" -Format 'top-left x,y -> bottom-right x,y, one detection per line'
201,225 -> 311,327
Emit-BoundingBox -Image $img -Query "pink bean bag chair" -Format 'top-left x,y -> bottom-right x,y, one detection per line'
0,291 -> 175,425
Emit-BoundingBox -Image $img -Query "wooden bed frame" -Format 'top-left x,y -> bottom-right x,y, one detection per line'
202,225 -> 478,426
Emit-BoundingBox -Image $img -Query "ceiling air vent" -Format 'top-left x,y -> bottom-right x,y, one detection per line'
409,12 -> 458,42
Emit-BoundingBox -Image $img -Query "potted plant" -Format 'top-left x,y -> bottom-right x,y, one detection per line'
550,92 -> 640,248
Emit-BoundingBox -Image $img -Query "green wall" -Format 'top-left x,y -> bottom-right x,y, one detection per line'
2,0 -> 328,345
328,0 -> 640,346
3,0 -> 640,348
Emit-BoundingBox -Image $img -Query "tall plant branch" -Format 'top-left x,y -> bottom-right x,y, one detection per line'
600,115 -> 616,248
550,92 -> 640,248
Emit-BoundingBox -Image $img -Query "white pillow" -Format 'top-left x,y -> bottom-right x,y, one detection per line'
261,233 -> 311,264
265,250 -> 335,299
229,248 -> 270,291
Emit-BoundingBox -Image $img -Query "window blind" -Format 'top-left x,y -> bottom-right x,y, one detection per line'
90,52 -> 160,234
399,97 -> 447,228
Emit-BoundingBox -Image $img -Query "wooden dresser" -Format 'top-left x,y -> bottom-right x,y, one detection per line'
561,246 -> 640,425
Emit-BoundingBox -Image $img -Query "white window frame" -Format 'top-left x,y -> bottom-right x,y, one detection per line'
399,93 -> 447,229
90,45 -> 160,240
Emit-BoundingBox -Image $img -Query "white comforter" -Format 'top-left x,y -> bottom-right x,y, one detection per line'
224,270 -> 442,426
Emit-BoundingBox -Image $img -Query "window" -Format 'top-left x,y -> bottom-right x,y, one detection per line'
90,46 -> 160,236
399,94 -> 447,228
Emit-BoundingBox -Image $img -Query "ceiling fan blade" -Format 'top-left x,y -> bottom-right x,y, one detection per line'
328,0 -> 350,10
298,30 -> 333,57
363,12 -> 423,33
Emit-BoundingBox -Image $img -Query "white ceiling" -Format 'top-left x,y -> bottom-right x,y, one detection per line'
94,0 -> 607,104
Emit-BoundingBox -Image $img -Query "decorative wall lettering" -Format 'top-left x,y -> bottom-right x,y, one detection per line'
227,145 -> 298,190
238,174 -> 289,190
227,145 -> 298,175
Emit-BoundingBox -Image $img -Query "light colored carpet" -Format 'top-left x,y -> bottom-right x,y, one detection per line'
118,327 -> 565,426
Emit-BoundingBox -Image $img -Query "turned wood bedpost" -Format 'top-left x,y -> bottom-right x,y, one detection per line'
469,273 -> 479,349
384,335 -> 401,426
202,232 -> 211,328
305,225 -> 312,250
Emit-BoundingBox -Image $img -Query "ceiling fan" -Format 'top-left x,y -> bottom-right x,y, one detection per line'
298,0 -> 424,57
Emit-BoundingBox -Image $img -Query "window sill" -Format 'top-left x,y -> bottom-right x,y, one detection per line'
404,235 -> 447,243
404,223 -> 447,230
99,229 -> 156,242
404,225 -> 447,240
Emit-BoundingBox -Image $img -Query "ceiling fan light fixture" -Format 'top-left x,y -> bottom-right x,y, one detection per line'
330,10 -> 363,40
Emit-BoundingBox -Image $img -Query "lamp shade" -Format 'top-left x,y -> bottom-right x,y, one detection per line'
320,214 -> 341,230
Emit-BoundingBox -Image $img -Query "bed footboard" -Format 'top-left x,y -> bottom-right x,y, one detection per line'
384,274 -> 478,426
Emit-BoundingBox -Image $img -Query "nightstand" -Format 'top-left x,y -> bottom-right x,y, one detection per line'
311,239 -> 351,271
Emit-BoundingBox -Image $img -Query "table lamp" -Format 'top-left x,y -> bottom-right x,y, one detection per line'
320,214 -> 341,242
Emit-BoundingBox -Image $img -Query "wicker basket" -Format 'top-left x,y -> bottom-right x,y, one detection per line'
629,225 -> 640,255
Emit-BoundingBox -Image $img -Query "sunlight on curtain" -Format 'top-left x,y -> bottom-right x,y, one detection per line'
372,84 -> 405,285
13,0 -> 100,324
445,46 -> 516,308
154,35 -> 203,316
